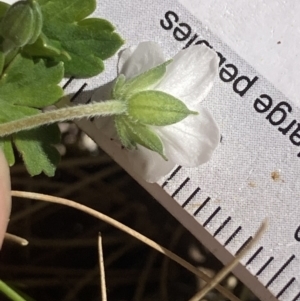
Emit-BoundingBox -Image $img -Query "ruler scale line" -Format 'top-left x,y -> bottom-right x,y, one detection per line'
182,187 -> 201,208
292,292 -> 300,301
193,197 -> 211,216
162,166 -> 182,188
203,206 -> 221,227
235,236 -> 252,255
256,257 -> 274,276
276,277 -> 296,298
213,216 -> 231,237
171,177 -> 190,198
266,255 -> 296,288
224,226 -> 242,246
63,76 -> 75,89
246,246 -> 264,266
70,83 -> 88,102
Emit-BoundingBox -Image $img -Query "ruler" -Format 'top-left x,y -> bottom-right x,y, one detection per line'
61,1 -> 300,300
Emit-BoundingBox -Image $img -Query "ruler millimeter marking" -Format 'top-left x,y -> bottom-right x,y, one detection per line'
277,278 -> 296,299
160,168 -> 299,300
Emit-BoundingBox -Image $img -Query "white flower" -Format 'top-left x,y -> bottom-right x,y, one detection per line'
94,41 -> 220,183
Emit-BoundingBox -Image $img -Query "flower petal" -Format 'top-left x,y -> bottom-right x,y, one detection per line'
154,45 -> 219,105
2,0 -> 16,4
94,116 -> 119,140
0,151 -> 11,248
125,146 -> 176,183
94,42 -> 220,183
118,41 -> 165,79
154,107 -> 220,167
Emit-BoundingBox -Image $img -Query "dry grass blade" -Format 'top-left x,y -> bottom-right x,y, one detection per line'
188,221 -> 268,301
4,233 -> 29,246
11,190 -> 241,301
98,233 -> 107,301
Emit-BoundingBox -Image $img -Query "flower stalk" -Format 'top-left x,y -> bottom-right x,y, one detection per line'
0,100 -> 126,136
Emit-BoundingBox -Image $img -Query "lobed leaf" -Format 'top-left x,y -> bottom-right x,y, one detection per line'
30,0 -> 124,77
0,54 -> 64,107
23,33 -> 64,58
0,50 -> 4,73
0,1 -> 9,19
0,54 -> 64,175
14,124 -> 60,176
39,0 -> 96,23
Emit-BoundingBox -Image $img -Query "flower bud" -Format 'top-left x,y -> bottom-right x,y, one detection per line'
27,0 -> 43,45
0,0 -> 43,47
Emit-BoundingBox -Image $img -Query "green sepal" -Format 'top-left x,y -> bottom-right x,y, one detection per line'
112,74 -> 126,99
116,60 -> 172,99
0,1 -> 34,47
114,116 -> 166,160
114,115 -> 136,150
127,90 -> 197,126
27,0 -> 43,45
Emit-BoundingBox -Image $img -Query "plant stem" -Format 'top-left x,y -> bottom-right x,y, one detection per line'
0,100 -> 126,137
0,280 -> 28,301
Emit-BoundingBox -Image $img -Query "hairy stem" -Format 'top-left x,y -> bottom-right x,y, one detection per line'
0,100 -> 126,136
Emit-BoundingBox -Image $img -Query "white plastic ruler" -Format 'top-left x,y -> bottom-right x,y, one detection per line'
61,1 -> 300,300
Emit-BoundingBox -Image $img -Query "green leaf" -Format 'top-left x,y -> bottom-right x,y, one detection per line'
114,116 -> 166,160
23,33 -> 64,58
0,54 -> 64,175
36,0 -> 124,77
0,54 -> 64,107
0,1 -> 9,19
0,50 -> 4,73
40,0 -> 95,23
119,60 -> 172,98
127,90 -> 197,126
14,124 -> 60,176
3,45 -> 18,67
